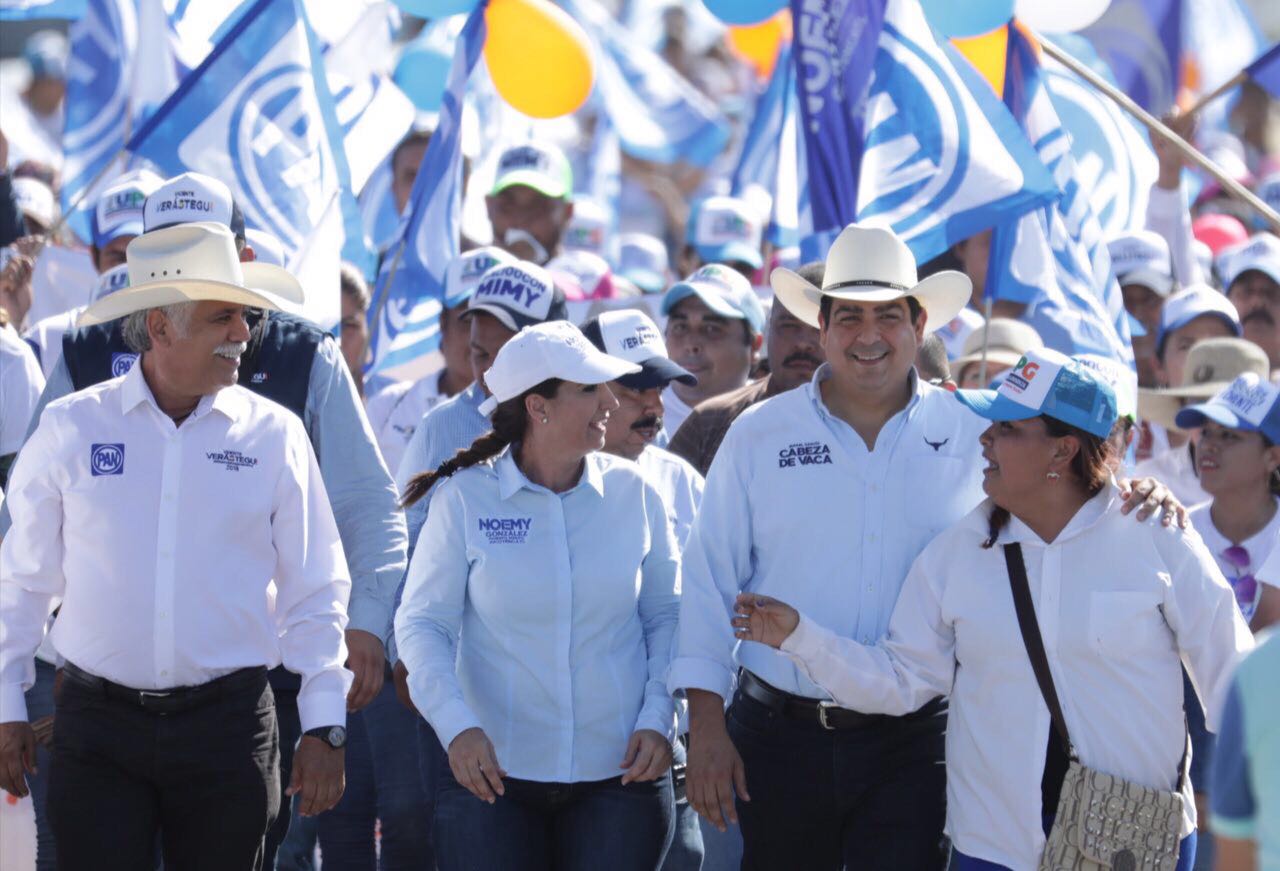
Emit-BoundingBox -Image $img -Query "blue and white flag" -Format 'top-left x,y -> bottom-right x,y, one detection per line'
986,26 -> 1132,364
1,0 -> 85,19
1183,0 -> 1265,135
127,0 -> 355,329
564,0 -> 730,168
789,0 -> 1058,265
1080,0 -> 1181,115
368,2 -> 487,380
1040,35 -> 1157,237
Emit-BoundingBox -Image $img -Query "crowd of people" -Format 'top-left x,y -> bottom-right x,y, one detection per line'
0,7 -> 1279,871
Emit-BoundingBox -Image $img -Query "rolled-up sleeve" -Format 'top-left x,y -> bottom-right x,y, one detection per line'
394,481 -> 481,750
634,481 -> 680,741
666,428 -> 753,702
306,339 -> 407,645
272,422 -> 353,732
0,412 -> 65,722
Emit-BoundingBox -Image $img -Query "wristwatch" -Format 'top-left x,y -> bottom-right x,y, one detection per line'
303,725 -> 347,749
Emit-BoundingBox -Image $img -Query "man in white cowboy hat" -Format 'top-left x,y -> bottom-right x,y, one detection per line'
0,170 -> 409,868
0,222 -> 351,868
668,224 -> 1187,870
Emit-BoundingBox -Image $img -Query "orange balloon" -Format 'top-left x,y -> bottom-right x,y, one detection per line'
726,11 -> 792,80
951,23 -> 1009,99
485,0 -> 595,119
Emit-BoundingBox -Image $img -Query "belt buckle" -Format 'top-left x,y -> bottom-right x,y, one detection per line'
138,689 -> 174,712
817,700 -> 838,730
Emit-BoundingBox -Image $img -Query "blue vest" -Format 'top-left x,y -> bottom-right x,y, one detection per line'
61,311 -> 323,421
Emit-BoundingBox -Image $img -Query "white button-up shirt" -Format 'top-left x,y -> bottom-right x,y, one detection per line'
365,371 -> 449,477
667,365 -> 988,700
637,444 -> 704,551
395,447 -> 681,783
780,487 -> 1253,869
0,363 -> 352,731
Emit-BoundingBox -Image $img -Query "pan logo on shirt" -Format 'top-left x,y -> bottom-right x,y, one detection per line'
90,443 -> 125,476
206,450 -> 259,471
478,517 -> 533,544
778,441 -> 832,468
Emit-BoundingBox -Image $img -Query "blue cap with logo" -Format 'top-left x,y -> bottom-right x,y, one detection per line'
445,247 -> 515,309
1175,372 -> 1280,443
464,260 -> 568,332
1155,284 -> 1241,358
686,196 -> 763,271
661,263 -> 766,336
954,347 -> 1119,439
93,170 -> 164,249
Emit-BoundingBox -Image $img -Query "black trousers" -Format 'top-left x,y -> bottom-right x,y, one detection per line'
48,665 -> 281,871
727,686 -> 949,871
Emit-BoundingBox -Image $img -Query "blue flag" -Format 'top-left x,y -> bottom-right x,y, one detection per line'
564,0 -> 730,168
368,2 -> 487,380
1,0 -> 85,19
789,0 -> 1058,265
986,26 -> 1132,365
127,0 -> 355,329
1080,0 -> 1182,114
1246,43 -> 1280,97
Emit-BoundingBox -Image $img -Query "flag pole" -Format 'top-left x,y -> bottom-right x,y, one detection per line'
977,297 -> 993,386
42,148 -> 130,242
1180,70 -> 1248,118
1037,39 -> 1280,235
366,236 -> 408,353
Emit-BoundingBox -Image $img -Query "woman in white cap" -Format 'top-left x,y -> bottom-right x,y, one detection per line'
730,348 -> 1252,871
1176,374 -> 1280,631
395,320 -> 681,870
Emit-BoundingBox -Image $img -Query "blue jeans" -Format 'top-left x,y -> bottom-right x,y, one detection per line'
416,715 -> 446,805
317,670 -> 433,869
660,738 -> 705,871
24,658 -> 57,871
433,768 -> 676,871
726,687 -> 949,870
274,798 -> 317,871
263,669 -> 302,870
949,816 -> 1197,870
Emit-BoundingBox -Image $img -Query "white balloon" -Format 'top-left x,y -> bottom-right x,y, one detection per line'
1016,0 -> 1110,33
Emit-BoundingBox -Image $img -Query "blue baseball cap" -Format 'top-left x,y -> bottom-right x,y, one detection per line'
1175,372 -> 1280,443
954,347 -> 1119,439
686,196 -> 763,271
1155,284 -> 1241,358
661,263 -> 766,336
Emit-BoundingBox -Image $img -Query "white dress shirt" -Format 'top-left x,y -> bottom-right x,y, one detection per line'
395,447 -> 681,783
637,444 -> 704,551
1188,498 -> 1280,622
667,365 -> 988,701
0,325 -> 44,457
660,385 -> 695,442
365,371 -> 450,476
780,487 -> 1253,869
0,363 -> 352,731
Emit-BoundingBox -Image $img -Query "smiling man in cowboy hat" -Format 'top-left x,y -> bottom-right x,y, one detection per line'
668,223 -> 1187,870
0,222 -> 352,868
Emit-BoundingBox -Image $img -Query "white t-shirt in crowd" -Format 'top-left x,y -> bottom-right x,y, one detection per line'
0,324 -> 45,456
364,371 -> 452,476
660,384 -> 695,442
1188,498 -> 1280,623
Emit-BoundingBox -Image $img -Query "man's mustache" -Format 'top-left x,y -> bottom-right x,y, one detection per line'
1243,307 -> 1276,328
782,351 -> 823,368
631,414 -> 662,432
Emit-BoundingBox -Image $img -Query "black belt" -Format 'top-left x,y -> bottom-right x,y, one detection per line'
737,670 -> 944,730
62,662 -> 268,715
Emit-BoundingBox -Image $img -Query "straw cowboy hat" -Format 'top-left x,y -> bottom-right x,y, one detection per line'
770,224 -> 971,333
951,318 -> 1044,375
77,222 -> 304,326
1138,337 -> 1270,432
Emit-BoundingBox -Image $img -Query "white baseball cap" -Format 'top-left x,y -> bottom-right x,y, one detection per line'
1219,233 -> 1280,291
464,260 -> 568,331
90,263 -> 131,303
13,177 -> 56,230
1107,230 -> 1174,296
617,233 -> 669,294
93,169 -> 164,248
144,172 -> 244,240
479,321 -> 640,416
1155,284 -> 1241,356
445,247 -> 515,309
580,309 -> 696,390
563,197 -> 609,257
687,195 -> 763,270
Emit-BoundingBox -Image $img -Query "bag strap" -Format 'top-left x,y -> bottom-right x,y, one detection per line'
1002,543 -> 1077,759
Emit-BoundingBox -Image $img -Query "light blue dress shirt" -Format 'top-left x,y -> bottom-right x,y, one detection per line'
666,365 -> 988,702
395,447 -> 681,783
2,334 -> 407,645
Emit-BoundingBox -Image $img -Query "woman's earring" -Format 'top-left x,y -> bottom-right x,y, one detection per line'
541,416 -> 549,424
1046,471 -> 1061,481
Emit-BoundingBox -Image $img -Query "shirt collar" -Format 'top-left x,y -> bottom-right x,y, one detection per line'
805,363 -> 922,422
1000,482 -> 1120,546
495,446 -> 606,501
463,381 -> 486,410
119,356 -> 246,423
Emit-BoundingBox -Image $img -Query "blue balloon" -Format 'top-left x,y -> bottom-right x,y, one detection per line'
395,40 -> 453,113
701,0 -> 785,27
393,0 -> 478,18
919,0 -> 1013,38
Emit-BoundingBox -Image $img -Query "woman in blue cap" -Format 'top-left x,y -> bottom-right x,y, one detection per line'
1177,374 -> 1280,631
729,347 -> 1253,871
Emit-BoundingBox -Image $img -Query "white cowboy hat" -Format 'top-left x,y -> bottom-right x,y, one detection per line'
770,224 -> 971,333
77,222 -> 304,327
